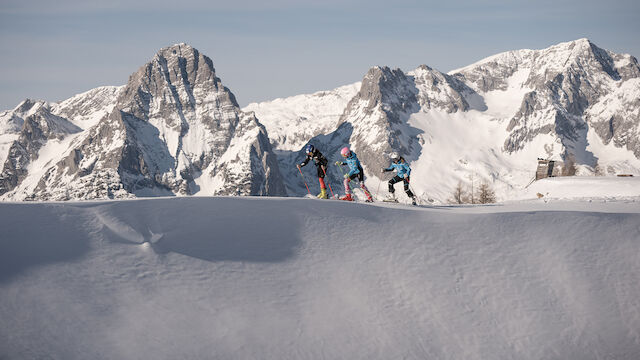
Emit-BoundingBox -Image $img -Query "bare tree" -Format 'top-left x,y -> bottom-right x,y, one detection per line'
478,182 -> 496,204
449,181 -> 467,204
470,174 -> 475,204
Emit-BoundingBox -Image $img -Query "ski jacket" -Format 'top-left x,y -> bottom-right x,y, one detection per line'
301,149 -> 328,168
384,160 -> 411,178
339,152 -> 362,176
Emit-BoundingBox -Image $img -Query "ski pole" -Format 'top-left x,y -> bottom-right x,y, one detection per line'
336,162 -> 348,195
297,166 -> 311,195
404,175 -> 415,199
406,177 -> 428,203
320,165 -> 335,198
376,173 -> 383,198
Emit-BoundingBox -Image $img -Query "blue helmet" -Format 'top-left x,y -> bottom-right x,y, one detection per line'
305,144 -> 315,154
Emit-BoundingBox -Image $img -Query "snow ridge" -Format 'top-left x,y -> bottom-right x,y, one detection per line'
1,197 -> 639,359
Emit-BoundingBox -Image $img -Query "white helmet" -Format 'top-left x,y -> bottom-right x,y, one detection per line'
389,152 -> 400,162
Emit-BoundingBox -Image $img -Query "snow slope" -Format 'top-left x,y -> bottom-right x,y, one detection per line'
244,82 -> 360,151
1,197 -> 639,359
518,176 -> 640,201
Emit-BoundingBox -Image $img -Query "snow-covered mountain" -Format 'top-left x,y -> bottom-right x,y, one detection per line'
1,39 -> 638,202
244,82 -> 360,151
0,44 -> 285,200
246,39 -> 640,203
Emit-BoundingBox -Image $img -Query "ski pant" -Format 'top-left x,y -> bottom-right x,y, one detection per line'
316,164 -> 327,178
389,175 -> 414,197
344,171 -> 369,195
316,164 -> 327,189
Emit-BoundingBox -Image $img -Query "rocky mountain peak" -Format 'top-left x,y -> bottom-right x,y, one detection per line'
410,65 -> 478,113
358,66 -> 413,109
346,66 -> 418,130
119,42 -> 229,118
0,43 -> 286,200
11,99 -> 50,119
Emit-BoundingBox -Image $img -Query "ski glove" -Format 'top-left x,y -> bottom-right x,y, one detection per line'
381,168 -> 385,173
344,173 -> 350,179
335,161 -> 342,166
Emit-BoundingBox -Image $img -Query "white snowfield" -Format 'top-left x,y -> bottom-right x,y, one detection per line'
518,176 -> 640,201
1,197 -> 639,359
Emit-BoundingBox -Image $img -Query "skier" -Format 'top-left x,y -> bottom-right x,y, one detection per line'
297,144 -> 330,199
335,146 -> 373,202
381,153 -> 417,205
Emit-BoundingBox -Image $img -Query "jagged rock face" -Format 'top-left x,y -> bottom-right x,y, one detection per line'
411,65 -> 477,112
53,86 -> 123,127
336,66 -> 420,174
103,43 -> 285,197
0,103 -> 81,196
451,50 -> 533,93
0,44 -> 285,200
454,39 -> 640,162
337,65 -> 481,179
0,100 -> 36,134
585,55 -> 640,158
101,44 -> 240,195
208,111 -> 284,196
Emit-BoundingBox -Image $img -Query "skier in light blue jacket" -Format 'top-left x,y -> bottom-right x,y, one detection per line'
381,153 -> 417,205
335,146 -> 373,202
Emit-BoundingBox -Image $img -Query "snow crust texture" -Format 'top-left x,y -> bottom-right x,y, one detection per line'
0,197 -> 639,359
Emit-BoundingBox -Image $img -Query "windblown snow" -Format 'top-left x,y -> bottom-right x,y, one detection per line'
1,197 -> 639,359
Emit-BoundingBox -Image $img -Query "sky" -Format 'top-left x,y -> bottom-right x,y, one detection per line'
1,0 -> 639,110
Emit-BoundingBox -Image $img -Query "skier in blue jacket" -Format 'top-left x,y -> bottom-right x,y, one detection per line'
381,153 -> 417,205
335,146 -> 373,202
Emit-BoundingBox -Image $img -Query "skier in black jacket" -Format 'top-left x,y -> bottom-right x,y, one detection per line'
297,144 -> 330,199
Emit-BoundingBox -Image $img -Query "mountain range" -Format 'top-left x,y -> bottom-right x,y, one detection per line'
1,39 -> 638,202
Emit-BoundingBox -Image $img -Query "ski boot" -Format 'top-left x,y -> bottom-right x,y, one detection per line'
411,196 -> 417,206
365,194 -> 374,203
317,188 -> 328,199
340,193 -> 353,201
383,194 -> 398,203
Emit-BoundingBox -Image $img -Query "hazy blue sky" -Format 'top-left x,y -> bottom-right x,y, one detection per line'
1,0 -> 638,110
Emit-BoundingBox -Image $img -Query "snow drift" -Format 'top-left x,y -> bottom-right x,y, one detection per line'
1,197 -> 639,359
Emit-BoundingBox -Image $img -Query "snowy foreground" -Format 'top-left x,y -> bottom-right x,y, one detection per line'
1,197 -> 639,359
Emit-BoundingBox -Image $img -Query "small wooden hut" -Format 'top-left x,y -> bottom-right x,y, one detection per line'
535,159 -> 562,180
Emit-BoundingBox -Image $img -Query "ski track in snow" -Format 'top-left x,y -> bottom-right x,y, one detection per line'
1,197 -> 639,359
